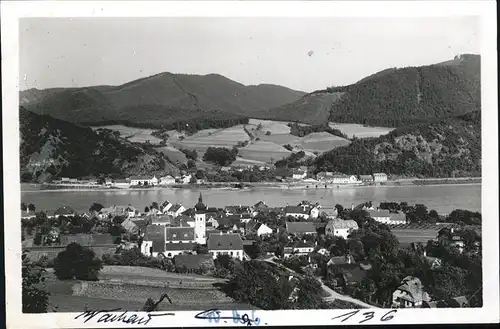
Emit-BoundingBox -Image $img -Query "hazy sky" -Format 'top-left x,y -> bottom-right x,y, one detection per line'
19,17 -> 479,92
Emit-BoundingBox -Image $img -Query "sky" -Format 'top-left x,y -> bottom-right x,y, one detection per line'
19,17 -> 479,92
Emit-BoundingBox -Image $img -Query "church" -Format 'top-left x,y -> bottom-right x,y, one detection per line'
194,193 -> 208,244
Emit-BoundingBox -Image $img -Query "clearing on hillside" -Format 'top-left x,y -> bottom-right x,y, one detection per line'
238,140 -> 292,163
329,122 -> 394,139
90,125 -> 163,144
298,132 -> 351,153
171,125 -> 249,155
156,145 -> 188,165
248,119 -> 291,135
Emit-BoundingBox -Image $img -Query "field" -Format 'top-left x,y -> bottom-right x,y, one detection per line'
91,125 -> 163,144
298,132 -> 351,153
44,266 -> 257,312
248,119 -> 291,134
328,122 -> 394,139
391,228 -> 440,245
171,125 -> 250,156
156,145 -> 188,165
238,140 -> 292,163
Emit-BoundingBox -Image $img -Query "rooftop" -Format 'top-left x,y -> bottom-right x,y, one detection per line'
327,218 -> 359,230
165,227 -> 195,241
207,233 -> 243,251
285,221 -> 317,235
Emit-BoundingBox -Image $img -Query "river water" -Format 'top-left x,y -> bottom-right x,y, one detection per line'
21,184 -> 481,215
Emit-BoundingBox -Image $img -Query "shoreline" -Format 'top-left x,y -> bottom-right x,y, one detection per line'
21,178 -> 481,193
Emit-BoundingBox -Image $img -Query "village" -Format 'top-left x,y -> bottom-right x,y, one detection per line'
46,167 -> 389,189
21,191 -> 481,309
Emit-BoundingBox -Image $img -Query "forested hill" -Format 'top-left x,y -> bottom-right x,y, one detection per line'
314,111 -> 481,178
262,54 -> 480,127
19,73 -> 305,128
19,106 -> 178,183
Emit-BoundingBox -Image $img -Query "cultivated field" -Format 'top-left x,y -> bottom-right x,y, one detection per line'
298,132 -> 351,152
238,140 -> 292,163
232,156 -> 266,167
171,125 -> 249,155
392,228 -> 440,245
328,122 -> 394,139
248,119 -> 291,134
44,266 -> 257,312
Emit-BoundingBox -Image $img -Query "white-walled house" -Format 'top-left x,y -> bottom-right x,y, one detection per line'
284,240 -> 315,258
161,200 -> 173,213
159,175 -> 176,185
332,175 -> 359,184
256,223 -> 273,236
309,206 -> 320,219
284,205 -> 310,219
292,169 -> 307,180
369,209 -> 407,225
181,174 -> 192,184
325,218 -> 359,239
166,204 -> 186,218
129,176 -> 157,186
207,232 -> 244,261
392,276 -> 430,308
373,173 -> 388,183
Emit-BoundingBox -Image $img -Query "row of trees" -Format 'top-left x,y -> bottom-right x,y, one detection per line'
202,147 -> 238,166
288,122 -> 347,139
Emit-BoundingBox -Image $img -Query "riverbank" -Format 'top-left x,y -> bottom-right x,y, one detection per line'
21,177 -> 481,193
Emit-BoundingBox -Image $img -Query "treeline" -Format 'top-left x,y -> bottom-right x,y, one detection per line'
275,151 -> 313,169
288,122 -> 347,139
328,63 -> 480,127
314,113 -> 481,178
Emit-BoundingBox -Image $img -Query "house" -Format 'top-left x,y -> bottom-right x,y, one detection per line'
159,175 -> 176,185
120,218 -> 139,235
325,219 -> 359,239
332,175 -> 359,184
246,221 -> 273,236
21,210 -> 36,220
151,215 -> 174,226
113,179 -> 130,188
165,227 -> 195,243
309,206 -> 320,219
283,240 -> 315,258
437,227 -> 465,253
225,205 -> 252,216
164,242 -> 195,258
180,174 -> 192,184
252,201 -> 268,215
392,276 -> 430,308
105,178 -> 113,186
53,206 -> 76,218
424,255 -> 442,269
140,225 -> 166,257
358,175 -> 374,183
316,171 -> 334,181
173,254 -> 215,271
166,204 -> 186,218
327,255 -> 356,267
125,205 -> 138,218
150,176 -> 159,185
327,262 -> 370,288
292,169 -> 307,180
214,215 -> 241,231
220,166 -> 232,172
130,176 -> 154,186
207,232 -> 244,260
284,205 -> 310,219
373,173 -> 388,183
368,209 -> 407,225
285,221 -> 317,236
161,200 -> 173,213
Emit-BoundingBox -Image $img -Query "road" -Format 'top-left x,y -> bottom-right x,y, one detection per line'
260,257 -> 378,309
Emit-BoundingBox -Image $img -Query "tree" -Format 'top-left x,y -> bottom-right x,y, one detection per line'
193,244 -> 209,254
142,294 -> 173,312
89,203 -> 104,213
187,159 -> 196,169
151,202 -> 159,210
144,206 -> 150,213
266,131 -> 271,136
334,204 -> 344,217
28,203 -> 36,212
22,252 -> 50,313
203,147 -> 237,166
53,243 -> 103,281
296,276 -> 324,309
21,202 -> 28,211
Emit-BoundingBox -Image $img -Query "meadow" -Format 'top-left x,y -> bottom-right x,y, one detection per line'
90,125 -> 163,144
328,122 -> 394,139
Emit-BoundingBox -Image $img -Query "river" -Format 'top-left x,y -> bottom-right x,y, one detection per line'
21,184 -> 481,215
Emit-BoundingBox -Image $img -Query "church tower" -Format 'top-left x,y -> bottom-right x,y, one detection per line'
194,193 -> 207,244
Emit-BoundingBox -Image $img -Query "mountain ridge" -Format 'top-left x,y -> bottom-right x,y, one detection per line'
20,72 -> 306,129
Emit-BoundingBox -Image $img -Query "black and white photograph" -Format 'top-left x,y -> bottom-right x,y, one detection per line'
2,1 -> 498,327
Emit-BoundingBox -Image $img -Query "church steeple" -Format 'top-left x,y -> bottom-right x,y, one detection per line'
195,192 -> 207,212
